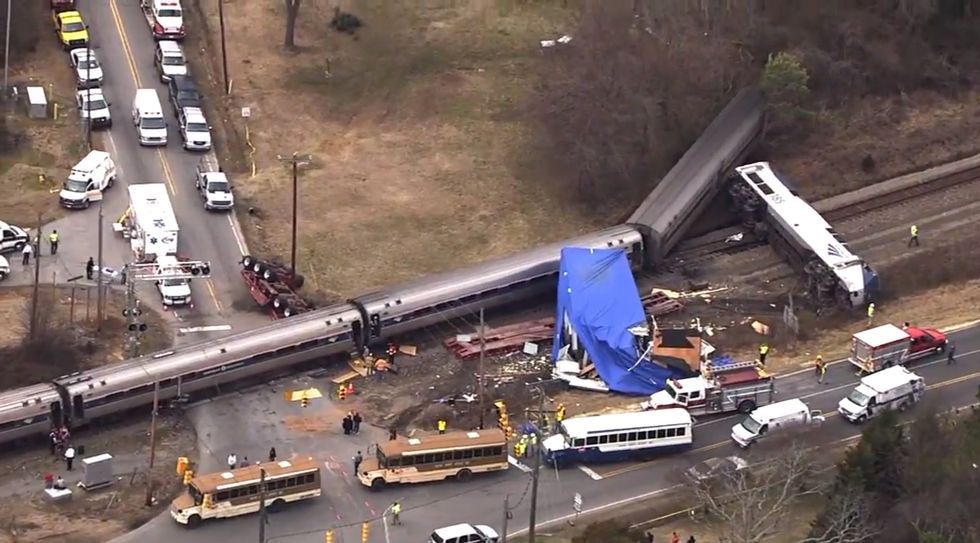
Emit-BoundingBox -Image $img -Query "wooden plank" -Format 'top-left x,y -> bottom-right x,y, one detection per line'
578,362 -> 595,377
348,359 -> 369,377
331,370 -> 359,384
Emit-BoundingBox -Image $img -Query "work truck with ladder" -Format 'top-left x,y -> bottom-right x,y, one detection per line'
642,359 -> 776,416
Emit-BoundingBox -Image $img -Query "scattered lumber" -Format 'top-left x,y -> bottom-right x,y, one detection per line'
444,318 -> 555,359
642,291 -> 684,317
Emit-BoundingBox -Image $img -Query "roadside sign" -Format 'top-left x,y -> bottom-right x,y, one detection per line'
573,492 -> 582,513
241,106 -> 251,118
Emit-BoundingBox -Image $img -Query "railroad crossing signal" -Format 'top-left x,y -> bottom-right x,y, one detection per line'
286,387 -> 323,407
176,456 -> 189,476
325,530 -> 334,543
182,469 -> 193,486
361,521 -> 370,543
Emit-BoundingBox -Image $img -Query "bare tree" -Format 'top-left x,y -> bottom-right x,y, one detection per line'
689,443 -> 828,543
283,0 -> 302,49
800,490 -> 882,543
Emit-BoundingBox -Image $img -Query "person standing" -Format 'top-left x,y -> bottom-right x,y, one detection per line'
21,242 -> 32,265
389,426 -> 397,441
866,303 -> 876,326
240,456 -> 249,468
758,344 -> 769,366
947,342 -> 956,365
686,536 -> 696,543
437,419 -> 447,434
671,531 -> 680,543
64,445 -> 76,471
353,450 -> 363,476
268,447 -> 277,462
86,257 -> 95,280
815,355 -> 827,384
342,415 -> 353,435
908,224 -> 919,247
48,429 -> 57,456
227,453 -> 237,471
391,501 -> 402,525
352,411 -> 363,434
48,230 -> 59,255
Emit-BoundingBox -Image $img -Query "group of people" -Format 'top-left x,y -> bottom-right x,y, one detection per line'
514,432 -> 538,459
43,472 -> 67,491
647,531 -> 696,543
342,411 -> 363,435
226,447 -> 278,471
20,230 -> 59,265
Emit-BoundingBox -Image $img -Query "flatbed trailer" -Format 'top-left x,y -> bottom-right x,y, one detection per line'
240,256 -> 312,319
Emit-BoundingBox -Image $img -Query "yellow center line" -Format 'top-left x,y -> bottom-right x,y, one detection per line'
596,369 -> 980,479
109,0 -> 222,315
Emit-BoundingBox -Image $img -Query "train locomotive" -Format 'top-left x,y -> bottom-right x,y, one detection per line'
730,162 -> 880,308
0,90 -> 769,446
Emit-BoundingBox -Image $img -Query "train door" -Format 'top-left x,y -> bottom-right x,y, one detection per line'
72,394 -> 85,421
49,400 -> 64,429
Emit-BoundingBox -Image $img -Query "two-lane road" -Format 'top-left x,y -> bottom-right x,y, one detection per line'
110,324 -> 980,543
75,0 -> 262,338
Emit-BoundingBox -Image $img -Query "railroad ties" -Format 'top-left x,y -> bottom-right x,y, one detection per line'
443,295 -> 683,360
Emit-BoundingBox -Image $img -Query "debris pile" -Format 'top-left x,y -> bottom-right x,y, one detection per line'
443,318 -> 555,359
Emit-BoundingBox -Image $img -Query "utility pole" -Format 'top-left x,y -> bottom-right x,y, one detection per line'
29,213 -> 42,340
144,379 -> 160,506
526,379 -> 559,543
478,307 -> 486,429
258,468 -> 267,543
95,184 -> 105,330
2,0 -> 11,95
500,494 -> 511,543
275,152 -> 312,278
124,275 -> 143,358
217,0 -> 229,94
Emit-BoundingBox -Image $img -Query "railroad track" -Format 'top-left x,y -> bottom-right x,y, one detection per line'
667,159 -> 980,266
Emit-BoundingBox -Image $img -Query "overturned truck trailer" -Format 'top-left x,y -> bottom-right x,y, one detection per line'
628,88 -> 767,267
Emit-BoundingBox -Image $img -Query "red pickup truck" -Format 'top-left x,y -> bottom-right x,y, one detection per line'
848,324 -> 947,373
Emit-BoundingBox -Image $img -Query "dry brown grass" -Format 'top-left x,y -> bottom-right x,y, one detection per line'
0,416 -> 197,543
779,89 -> 980,200
185,0 -> 607,297
0,9 -> 87,227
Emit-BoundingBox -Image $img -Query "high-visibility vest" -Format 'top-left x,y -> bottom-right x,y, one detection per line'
759,345 -> 769,355
911,225 -> 918,236
392,503 -> 401,515
49,232 -> 59,243
556,405 -> 566,422
437,420 -> 447,432
867,304 -> 875,317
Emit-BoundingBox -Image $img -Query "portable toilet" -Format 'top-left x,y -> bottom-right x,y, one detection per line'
26,86 -> 47,119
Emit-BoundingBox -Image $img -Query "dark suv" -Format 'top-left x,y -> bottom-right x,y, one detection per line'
167,75 -> 201,115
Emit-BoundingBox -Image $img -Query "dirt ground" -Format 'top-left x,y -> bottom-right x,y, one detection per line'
0,7 -> 87,227
183,0 -> 610,298
0,414 -> 197,543
0,286 -> 172,389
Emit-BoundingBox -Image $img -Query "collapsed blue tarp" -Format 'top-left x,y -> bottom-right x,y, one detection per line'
552,247 -> 681,396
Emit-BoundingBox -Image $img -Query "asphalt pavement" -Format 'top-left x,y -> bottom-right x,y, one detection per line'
105,324 -> 980,543
5,0 -> 266,342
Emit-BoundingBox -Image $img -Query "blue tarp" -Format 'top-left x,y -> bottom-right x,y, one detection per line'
552,248 -> 681,396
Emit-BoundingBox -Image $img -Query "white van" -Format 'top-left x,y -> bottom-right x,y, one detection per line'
132,88 -> 168,146
59,150 -> 117,209
731,398 -> 825,448
838,365 -> 924,423
428,523 -> 499,543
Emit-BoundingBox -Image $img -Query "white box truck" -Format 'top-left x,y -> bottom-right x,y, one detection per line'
730,398 -> 825,449
127,184 -> 178,261
837,365 -> 925,423
59,150 -> 116,209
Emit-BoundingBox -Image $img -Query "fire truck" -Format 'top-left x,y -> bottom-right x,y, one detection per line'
641,359 -> 776,416
848,324 -> 947,374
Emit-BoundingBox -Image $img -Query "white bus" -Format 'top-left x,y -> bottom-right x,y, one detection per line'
542,408 -> 693,466
170,457 -> 321,528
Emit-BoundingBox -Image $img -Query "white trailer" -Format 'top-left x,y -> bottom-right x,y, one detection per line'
127,184 -> 178,261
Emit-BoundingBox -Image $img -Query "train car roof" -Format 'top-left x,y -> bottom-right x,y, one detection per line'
0,384 -> 61,418
352,224 -> 641,307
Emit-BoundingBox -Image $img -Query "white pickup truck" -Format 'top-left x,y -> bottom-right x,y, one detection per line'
141,0 -> 185,40
195,155 -> 234,211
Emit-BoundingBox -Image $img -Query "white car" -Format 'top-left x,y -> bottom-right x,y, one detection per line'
428,524 -> 499,543
179,107 -> 211,151
69,48 -> 104,88
75,89 -> 112,128
0,255 -> 9,280
154,40 -> 188,81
